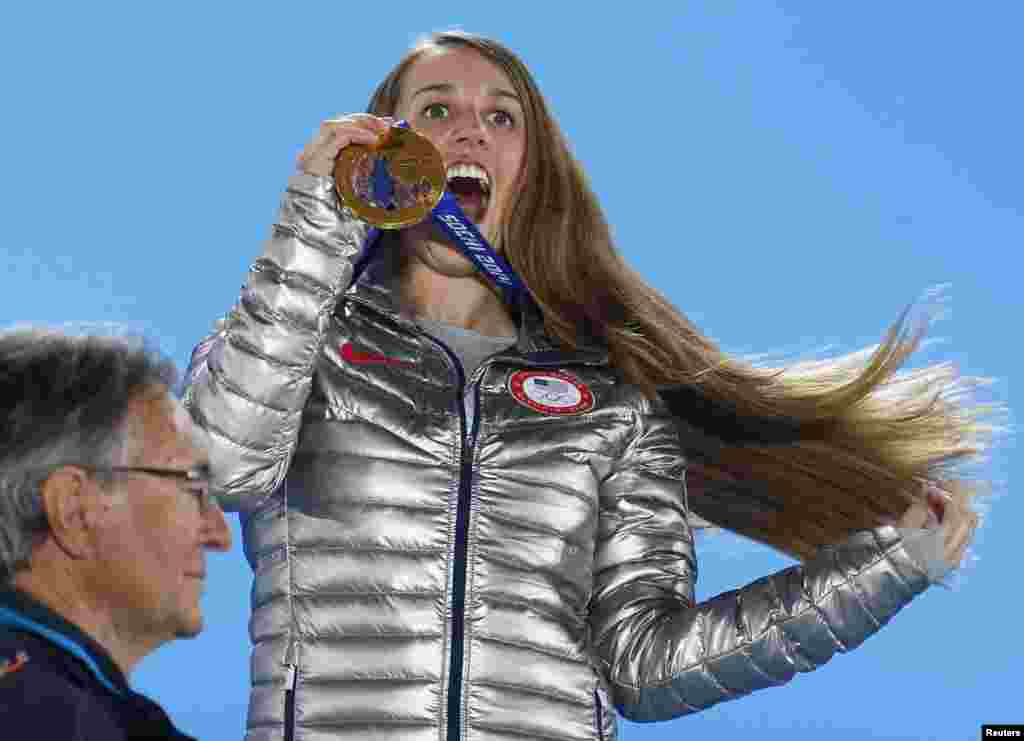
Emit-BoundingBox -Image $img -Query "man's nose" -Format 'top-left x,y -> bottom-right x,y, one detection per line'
201,503 -> 233,552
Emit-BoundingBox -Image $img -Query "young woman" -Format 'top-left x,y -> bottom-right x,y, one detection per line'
185,31 -> 981,741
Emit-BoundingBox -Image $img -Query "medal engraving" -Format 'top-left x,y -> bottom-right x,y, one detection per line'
334,126 -> 446,229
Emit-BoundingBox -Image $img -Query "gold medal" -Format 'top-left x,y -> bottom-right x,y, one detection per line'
333,126 -> 446,229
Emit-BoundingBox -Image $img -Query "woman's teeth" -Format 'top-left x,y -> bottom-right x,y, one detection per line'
445,163 -> 490,194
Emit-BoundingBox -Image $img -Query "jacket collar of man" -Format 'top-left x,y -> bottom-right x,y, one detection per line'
347,232 -> 610,367
0,585 -> 129,696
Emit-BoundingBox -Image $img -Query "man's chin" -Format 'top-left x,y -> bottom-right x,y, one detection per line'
175,624 -> 203,639
174,609 -> 205,639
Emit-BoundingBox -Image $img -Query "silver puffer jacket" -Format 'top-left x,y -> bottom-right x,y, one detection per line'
184,174 -> 934,741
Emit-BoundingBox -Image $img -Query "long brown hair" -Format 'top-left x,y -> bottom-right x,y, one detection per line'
367,31 -> 995,560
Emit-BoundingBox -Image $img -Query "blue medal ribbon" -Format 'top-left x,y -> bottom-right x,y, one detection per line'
429,191 -> 524,299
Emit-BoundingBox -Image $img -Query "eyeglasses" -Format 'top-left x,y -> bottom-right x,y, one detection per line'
53,463 -> 218,514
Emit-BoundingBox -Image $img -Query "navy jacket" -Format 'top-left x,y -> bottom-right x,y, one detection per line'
0,587 -> 195,740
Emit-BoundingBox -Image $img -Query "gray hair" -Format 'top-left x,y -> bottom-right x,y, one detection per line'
0,327 -> 177,582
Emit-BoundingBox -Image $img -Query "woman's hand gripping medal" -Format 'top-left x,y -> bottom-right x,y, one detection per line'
296,114 -> 395,178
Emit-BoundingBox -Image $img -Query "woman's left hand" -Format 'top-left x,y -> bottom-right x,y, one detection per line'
897,486 -> 978,568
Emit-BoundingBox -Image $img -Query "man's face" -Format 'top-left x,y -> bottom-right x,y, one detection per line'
87,387 -> 231,642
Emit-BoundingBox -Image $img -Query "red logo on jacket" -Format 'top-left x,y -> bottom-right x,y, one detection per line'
341,342 -> 415,368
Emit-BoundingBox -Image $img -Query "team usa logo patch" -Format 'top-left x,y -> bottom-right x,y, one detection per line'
508,370 -> 595,416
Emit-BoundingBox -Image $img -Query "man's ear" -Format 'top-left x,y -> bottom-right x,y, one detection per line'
39,467 -> 102,560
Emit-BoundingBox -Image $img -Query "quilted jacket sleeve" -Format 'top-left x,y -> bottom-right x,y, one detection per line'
588,403 -> 934,722
182,173 -> 368,512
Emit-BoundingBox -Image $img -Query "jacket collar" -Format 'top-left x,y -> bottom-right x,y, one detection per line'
346,233 -> 609,367
0,586 -> 129,695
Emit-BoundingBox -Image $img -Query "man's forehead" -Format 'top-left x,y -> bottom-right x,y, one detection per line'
172,399 -> 210,456
129,387 -> 209,463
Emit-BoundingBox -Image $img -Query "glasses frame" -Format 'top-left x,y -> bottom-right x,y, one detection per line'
52,463 -> 218,514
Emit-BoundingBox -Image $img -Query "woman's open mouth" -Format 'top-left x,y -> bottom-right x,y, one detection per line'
446,163 -> 490,222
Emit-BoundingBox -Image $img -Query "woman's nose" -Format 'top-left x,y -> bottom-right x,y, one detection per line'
450,110 -> 489,147
453,126 -> 488,148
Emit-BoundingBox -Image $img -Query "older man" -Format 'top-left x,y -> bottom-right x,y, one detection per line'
0,328 -> 232,740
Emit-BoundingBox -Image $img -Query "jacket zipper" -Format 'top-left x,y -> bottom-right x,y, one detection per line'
284,664 -> 297,741
423,336 -> 479,741
593,687 -> 605,741
448,396 -> 478,741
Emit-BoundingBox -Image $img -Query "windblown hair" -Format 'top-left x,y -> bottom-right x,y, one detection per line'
368,31 -> 995,560
0,327 -> 177,582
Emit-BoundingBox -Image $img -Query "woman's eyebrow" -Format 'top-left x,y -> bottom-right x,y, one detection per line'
410,82 -> 521,105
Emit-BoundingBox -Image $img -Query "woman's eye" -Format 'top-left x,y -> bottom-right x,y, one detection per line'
422,103 -> 449,120
489,110 -> 515,128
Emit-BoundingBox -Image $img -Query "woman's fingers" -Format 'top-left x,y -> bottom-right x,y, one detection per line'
942,494 -> 978,567
299,121 -> 376,175
298,114 -> 394,176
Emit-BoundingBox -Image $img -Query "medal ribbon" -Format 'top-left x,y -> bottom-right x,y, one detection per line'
428,191 -> 524,299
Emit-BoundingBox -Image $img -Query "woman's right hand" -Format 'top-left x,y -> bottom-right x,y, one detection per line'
296,114 -> 394,177
897,484 -> 978,569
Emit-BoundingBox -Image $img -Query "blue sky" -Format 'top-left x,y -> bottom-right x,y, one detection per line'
2,3 -> 1020,739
